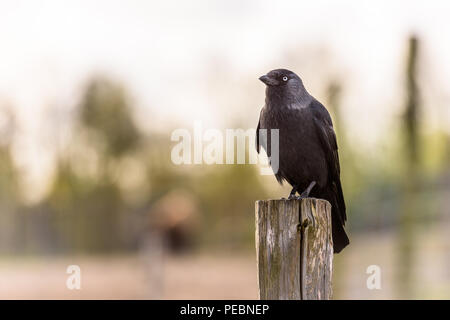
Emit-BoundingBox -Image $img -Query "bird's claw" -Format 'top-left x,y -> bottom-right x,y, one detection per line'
288,194 -> 305,200
299,192 -> 309,199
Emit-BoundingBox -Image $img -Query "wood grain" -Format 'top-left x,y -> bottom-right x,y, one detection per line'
255,198 -> 333,300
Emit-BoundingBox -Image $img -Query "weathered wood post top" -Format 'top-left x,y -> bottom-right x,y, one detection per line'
255,198 -> 333,300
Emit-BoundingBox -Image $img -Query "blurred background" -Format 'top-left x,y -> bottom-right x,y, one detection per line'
0,0 -> 449,299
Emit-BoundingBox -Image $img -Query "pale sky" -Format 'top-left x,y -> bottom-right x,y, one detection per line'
0,0 -> 449,201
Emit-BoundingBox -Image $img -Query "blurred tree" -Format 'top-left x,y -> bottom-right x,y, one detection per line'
80,78 -> 140,159
43,76 -> 144,253
0,107 -> 22,254
398,35 -> 421,298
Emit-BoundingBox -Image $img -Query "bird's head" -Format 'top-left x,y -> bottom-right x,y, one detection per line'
259,69 -> 300,87
259,69 -> 309,105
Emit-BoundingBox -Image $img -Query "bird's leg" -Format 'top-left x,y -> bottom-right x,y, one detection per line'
288,185 -> 299,200
297,181 -> 316,199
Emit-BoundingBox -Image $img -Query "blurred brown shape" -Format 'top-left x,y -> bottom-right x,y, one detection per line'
148,189 -> 200,253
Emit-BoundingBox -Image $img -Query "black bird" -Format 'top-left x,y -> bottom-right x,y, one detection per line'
256,68 -> 349,253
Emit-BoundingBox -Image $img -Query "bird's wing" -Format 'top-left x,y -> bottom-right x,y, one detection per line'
311,99 -> 347,222
256,120 -> 260,153
311,100 -> 340,175
256,109 -> 262,153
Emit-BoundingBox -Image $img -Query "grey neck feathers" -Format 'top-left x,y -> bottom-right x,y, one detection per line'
265,81 -> 312,110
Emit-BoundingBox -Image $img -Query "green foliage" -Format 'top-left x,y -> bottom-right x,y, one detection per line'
40,77 -> 142,253
46,161 -> 124,253
194,163 -> 267,248
0,146 -> 20,203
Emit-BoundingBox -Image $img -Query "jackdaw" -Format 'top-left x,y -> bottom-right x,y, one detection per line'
256,68 -> 349,253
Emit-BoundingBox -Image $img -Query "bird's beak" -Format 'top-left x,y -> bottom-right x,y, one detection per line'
259,75 -> 279,86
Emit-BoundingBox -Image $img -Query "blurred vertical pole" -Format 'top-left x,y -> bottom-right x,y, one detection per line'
404,36 -> 420,165
326,81 -> 346,299
140,229 -> 166,299
398,35 -> 420,299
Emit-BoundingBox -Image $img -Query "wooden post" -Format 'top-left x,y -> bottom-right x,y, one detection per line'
255,198 -> 333,300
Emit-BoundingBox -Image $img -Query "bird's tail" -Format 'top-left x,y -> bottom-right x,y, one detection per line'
331,208 -> 349,253
324,183 -> 349,254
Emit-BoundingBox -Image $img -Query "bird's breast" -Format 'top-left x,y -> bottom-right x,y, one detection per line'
260,107 -> 328,188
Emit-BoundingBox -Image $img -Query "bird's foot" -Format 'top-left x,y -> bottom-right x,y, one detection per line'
288,185 -> 299,200
299,190 -> 309,199
287,181 -> 317,200
298,181 -> 316,199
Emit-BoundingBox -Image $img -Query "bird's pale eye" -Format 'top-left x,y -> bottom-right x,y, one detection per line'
282,76 -> 288,82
